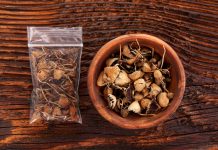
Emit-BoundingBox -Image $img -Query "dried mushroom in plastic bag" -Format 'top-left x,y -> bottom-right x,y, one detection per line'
28,27 -> 83,124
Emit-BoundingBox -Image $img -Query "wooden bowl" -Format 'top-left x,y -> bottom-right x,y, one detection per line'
88,34 -> 186,129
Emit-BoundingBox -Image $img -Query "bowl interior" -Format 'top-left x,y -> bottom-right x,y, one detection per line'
88,34 -> 185,129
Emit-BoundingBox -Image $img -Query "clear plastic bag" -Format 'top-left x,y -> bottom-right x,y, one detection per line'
27,27 -> 83,124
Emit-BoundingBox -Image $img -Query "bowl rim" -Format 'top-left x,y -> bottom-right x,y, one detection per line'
87,34 -> 186,129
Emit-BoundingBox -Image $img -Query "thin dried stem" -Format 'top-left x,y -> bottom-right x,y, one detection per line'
161,45 -> 166,69
47,83 -> 61,96
161,80 -> 169,92
40,86 -> 60,107
65,74 -> 73,83
135,39 -> 141,51
119,44 -> 122,61
42,47 -> 46,53
57,86 -> 76,101
132,50 -> 143,58
129,39 -> 140,51
151,47 -> 154,58
138,113 -> 156,116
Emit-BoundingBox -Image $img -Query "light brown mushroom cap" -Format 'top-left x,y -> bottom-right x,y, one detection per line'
128,101 -> 141,113
157,92 -> 169,107
104,66 -> 121,83
97,71 -> 106,86
140,98 -> 151,109
106,58 -> 119,66
115,70 -> 130,86
134,92 -> 144,101
134,78 -> 146,92
142,62 -> 152,72
122,45 -> 134,58
128,70 -> 144,81
54,69 -> 65,80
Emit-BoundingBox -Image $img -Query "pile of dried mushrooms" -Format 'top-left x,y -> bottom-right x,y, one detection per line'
97,40 -> 174,118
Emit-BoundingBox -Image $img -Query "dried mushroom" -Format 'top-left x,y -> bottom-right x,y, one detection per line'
106,58 -> 119,66
134,78 -> 146,92
104,66 -> 120,83
142,63 -> 152,72
154,70 -> 163,85
167,92 -> 174,99
32,50 -> 44,58
140,98 -> 151,110
115,70 -> 130,86
97,71 -> 106,86
157,92 -> 169,107
53,107 -> 62,116
133,92 -> 144,101
58,95 -> 70,108
97,40 -> 174,118
128,71 -> 144,81
122,45 -> 134,58
103,86 -> 113,98
30,47 -> 81,123
37,70 -> 49,81
54,69 -> 65,80
128,101 -> 141,113
149,83 -> 162,97
107,94 -> 117,109
121,108 -> 129,118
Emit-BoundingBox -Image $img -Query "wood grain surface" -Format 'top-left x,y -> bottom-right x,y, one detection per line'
0,0 -> 218,149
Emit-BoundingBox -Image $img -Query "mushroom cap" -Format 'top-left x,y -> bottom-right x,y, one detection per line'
128,101 -> 141,113
106,58 -> 119,66
167,92 -> 174,99
32,50 -> 44,58
122,45 -> 134,58
121,109 -> 129,118
157,92 -> 169,107
151,83 -> 162,93
52,107 -> 62,116
142,62 -> 151,72
54,69 -> 65,80
154,70 -> 163,79
134,92 -> 144,101
97,71 -> 106,86
37,59 -> 48,70
58,95 -> 71,108
37,69 -> 49,81
147,83 -> 162,97
103,86 -> 113,98
115,70 -> 130,86
107,94 -> 117,109
140,98 -> 151,109
134,78 -> 146,92
104,66 -> 120,83
128,70 -> 144,81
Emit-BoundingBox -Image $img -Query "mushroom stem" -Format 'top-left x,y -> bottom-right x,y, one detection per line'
160,45 -> 166,69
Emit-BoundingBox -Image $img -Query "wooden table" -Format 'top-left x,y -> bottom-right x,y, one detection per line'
0,0 -> 218,149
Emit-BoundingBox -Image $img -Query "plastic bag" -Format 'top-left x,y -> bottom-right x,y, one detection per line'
27,27 -> 83,124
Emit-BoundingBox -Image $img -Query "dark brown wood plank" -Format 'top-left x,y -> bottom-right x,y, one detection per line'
0,0 -> 218,149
